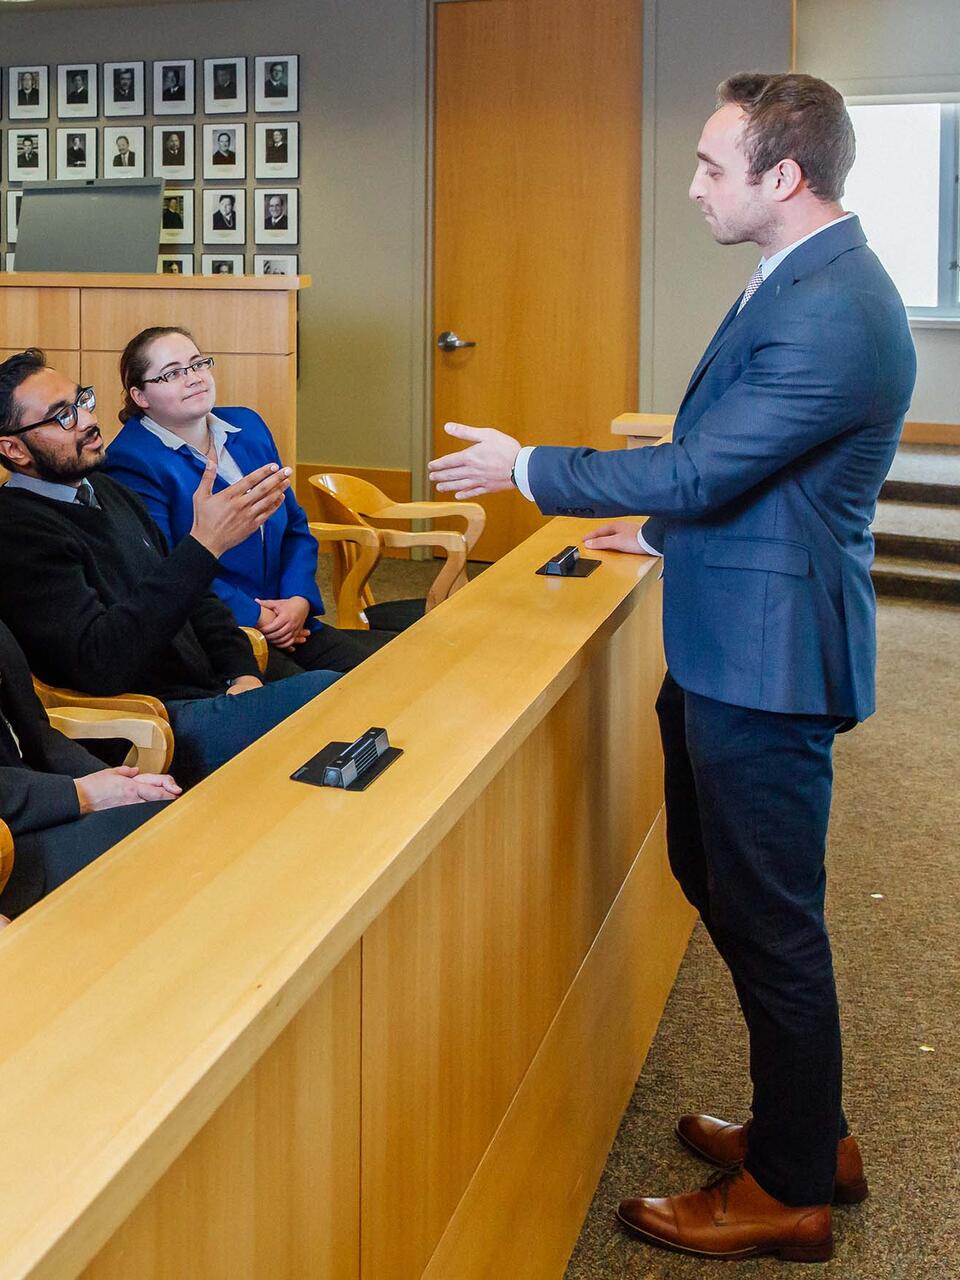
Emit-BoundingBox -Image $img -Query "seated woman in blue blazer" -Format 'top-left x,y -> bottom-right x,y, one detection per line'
104,327 -> 393,677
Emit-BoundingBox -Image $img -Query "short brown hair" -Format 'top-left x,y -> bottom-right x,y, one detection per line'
717,72 -> 855,202
118,325 -> 195,423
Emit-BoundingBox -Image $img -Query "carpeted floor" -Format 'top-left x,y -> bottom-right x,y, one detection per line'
564,597 -> 960,1278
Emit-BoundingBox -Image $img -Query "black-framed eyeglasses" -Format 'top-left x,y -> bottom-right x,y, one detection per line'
142,357 -> 216,386
8,386 -> 97,436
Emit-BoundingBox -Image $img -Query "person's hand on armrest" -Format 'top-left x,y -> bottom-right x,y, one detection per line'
583,521 -> 663,556
429,422 -> 521,498
74,766 -> 182,813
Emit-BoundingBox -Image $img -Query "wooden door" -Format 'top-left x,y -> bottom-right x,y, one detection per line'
433,0 -> 642,560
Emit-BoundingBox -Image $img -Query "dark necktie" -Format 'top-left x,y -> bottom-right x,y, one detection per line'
75,482 -> 99,509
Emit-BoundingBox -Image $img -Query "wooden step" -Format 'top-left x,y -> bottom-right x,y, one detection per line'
872,501 -> 960,564
871,555 -> 960,604
882,444 -> 960,506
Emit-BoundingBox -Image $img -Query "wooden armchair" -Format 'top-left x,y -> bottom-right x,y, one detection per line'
0,817 -> 13,902
307,473 -> 485,630
31,627 -> 270,774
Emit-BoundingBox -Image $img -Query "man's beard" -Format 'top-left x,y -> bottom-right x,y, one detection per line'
26,428 -> 104,483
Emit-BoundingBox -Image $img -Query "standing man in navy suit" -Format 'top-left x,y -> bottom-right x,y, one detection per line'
430,73 -> 916,1263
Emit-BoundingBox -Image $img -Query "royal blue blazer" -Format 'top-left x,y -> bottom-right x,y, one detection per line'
528,217 -> 917,720
104,407 -> 324,629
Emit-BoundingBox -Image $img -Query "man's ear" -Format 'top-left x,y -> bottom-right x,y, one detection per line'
769,158 -> 804,202
0,434 -> 32,473
130,385 -> 149,410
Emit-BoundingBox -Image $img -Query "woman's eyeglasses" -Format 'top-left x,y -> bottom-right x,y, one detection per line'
142,357 -> 216,386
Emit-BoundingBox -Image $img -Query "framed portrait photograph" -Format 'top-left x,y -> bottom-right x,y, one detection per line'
203,57 -> 247,114
160,189 -> 195,245
153,60 -> 195,116
254,254 -> 298,276
153,125 -> 195,180
6,192 -> 22,244
201,253 -> 245,276
9,130 -> 49,183
254,188 -> 298,245
203,188 -> 245,245
157,253 -> 194,276
9,66 -> 49,121
103,62 -> 145,116
56,127 -> 97,180
254,56 -> 298,112
203,123 -> 245,180
57,64 -> 97,119
104,126 -> 146,177
255,122 -> 298,180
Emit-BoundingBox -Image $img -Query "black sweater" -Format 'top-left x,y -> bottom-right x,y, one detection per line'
0,474 -> 259,702
0,617 -> 100,836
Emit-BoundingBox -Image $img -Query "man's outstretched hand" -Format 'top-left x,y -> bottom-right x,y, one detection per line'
428,422 -> 521,499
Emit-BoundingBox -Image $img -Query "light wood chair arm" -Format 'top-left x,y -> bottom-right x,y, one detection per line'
0,817 -> 13,899
240,627 -> 269,674
379,528 -> 467,611
33,678 -> 170,724
48,707 -> 175,775
308,522 -> 382,630
368,500 -> 486,553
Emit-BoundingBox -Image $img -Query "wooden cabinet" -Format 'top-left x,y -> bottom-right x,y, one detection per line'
0,274 -> 307,463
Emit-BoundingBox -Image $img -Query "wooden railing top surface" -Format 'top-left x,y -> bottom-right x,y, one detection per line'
0,514 -> 659,1280
0,273 -> 311,291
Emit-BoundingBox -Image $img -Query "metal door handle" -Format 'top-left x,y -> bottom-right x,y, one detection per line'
437,330 -> 476,351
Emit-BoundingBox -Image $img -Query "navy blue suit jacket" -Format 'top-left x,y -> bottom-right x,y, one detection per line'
528,217 -> 916,720
104,407 -> 324,630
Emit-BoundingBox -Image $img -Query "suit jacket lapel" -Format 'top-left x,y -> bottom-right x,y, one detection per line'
675,216 -> 868,424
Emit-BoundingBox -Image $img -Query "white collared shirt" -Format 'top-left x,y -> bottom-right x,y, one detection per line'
512,213 -> 858,558
140,412 -> 244,485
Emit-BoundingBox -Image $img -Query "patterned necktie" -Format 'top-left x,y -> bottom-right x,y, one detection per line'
737,263 -> 764,314
75,481 -> 98,508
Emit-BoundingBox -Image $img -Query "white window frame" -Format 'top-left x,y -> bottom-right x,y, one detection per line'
846,95 -> 960,326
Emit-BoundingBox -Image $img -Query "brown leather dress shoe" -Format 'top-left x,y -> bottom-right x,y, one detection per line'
675,1113 -> 869,1205
617,1167 -> 833,1262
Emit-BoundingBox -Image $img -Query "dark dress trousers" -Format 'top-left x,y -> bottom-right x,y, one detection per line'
526,216 -> 917,1205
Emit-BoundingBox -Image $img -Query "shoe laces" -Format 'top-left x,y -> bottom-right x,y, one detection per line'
702,1166 -> 744,1214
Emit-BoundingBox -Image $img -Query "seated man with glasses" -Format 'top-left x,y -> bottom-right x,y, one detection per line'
0,350 -> 341,789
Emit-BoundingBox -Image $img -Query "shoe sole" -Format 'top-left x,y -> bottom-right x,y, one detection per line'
674,1124 -> 870,1207
616,1208 -> 835,1263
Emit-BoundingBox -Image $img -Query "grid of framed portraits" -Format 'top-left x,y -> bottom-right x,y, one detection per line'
0,55 -> 300,276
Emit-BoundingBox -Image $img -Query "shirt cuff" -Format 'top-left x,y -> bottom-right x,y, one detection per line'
512,446 -> 536,501
636,526 -> 663,557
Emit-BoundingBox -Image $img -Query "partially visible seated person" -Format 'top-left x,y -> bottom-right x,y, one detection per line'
103,326 -> 394,680
0,350 -> 340,789
0,616 -> 179,924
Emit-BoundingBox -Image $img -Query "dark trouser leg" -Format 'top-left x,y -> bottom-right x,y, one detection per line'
263,623 -> 395,680
167,669 -> 340,788
0,801 -> 172,918
676,684 -> 845,1205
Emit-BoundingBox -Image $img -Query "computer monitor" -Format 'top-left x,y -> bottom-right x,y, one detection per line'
15,179 -> 164,272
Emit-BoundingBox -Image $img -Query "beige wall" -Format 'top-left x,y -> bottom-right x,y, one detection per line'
638,0 -> 793,413
0,0 -> 427,468
798,0 -> 960,425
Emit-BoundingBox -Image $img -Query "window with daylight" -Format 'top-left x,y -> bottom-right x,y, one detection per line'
844,101 -> 959,318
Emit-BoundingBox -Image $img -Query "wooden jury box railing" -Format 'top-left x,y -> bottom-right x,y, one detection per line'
0,272 -> 309,465
0,516 -> 694,1280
